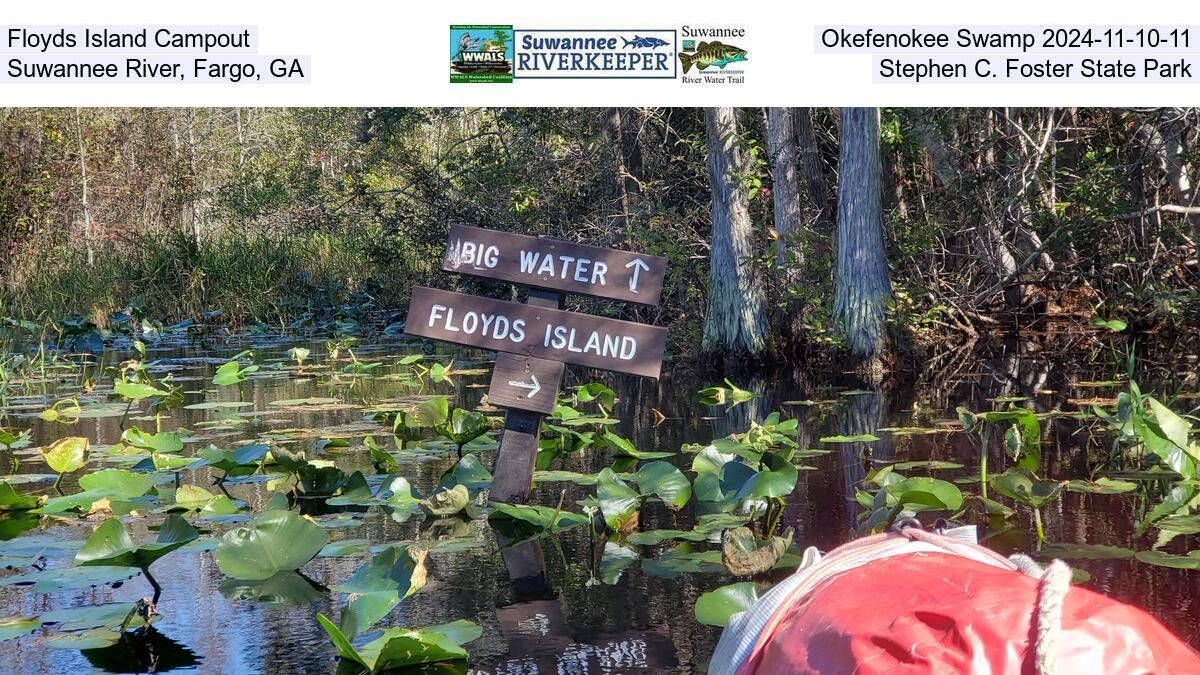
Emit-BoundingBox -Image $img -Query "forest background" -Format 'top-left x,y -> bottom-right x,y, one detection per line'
1,107 -> 1196,371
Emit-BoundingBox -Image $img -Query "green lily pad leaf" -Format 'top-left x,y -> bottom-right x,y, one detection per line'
876,427 -> 944,436
437,455 -> 492,492
695,581 -> 762,627
0,617 -> 38,642
420,485 -> 469,517
42,627 -> 123,650
213,359 -> 260,386
697,380 -> 756,407
34,488 -> 118,514
184,401 -> 255,410
0,482 -> 39,511
1,564 -> 140,592
215,510 -> 328,580
625,529 -> 710,545
532,470 -> 598,485
196,443 -> 269,473
412,397 -> 450,426
120,428 -> 183,454
990,468 -> 1062,508
596,468 -> 640,532
1134,550 -> 1200,569
172,485 -> 239,515
113,382 -> 171,400
1156,514 -> 1200,535
487,502 -> 588,535
604,431 -> 674,460
435,409 -> 490,447
597,542 -> 638,585
151,453 -> 195,472
78,469 -> 153,499
43,437 -> 89,474
819,434 -> 879,443
720,454 -> 798,504
333,545 -> 428,638
889,460 -> 963,471
1036,543 -> 1135,560
39,603 -> 151,632
76,514 -> 199,569
1065,478 -> 1139,494
317,615 -> 480,673
885,477 -> 964,512
269,397 -> 341,407
1147,397 -> 1194,454
632,461 -> 691,511
219,571 -> 327,605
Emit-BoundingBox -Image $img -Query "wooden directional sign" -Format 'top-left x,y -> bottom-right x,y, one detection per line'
488,353 -> 563,415
405,224 -> 668,504
405,286 -> 666,379
442,224 -> 667,306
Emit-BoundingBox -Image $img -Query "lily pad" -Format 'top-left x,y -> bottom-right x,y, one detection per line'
43,437 -> 89,474
76,514 -> 199,570
695,581 -> 762,627
77,469 -> 153,498
215,510 -> 328,580
1135,550 -> 1200,569
819,434 -> 879,443
332,545 -> 428,637
1037,543 -> 1135,560
317,615 -> 481,673
0,617 -> 39,642
631,461 -> 691,510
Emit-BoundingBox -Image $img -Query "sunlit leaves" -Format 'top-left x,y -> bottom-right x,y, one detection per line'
316,616 -> 481,673
215,510 -> 328,580
42,437 -> 89,474
694,581 -> 762,627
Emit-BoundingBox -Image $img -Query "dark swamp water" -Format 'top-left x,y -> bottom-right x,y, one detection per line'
1,329 -> 1199,674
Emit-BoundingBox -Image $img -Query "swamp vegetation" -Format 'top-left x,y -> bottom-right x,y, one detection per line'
0,106 -> 1198,672
0,322 -> 1195,672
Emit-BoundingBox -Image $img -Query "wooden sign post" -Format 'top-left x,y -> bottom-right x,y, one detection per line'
405,226 -> 667,503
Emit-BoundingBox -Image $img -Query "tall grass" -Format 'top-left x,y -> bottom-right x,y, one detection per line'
1,228 -> 404,325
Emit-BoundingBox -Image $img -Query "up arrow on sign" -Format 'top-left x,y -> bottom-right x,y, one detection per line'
625,258 -> 651,293
441,224 -> 667,305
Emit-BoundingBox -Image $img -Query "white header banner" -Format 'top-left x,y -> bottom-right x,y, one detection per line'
1,0 -> 1198,105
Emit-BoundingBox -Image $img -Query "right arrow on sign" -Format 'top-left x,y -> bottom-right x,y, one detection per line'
507,375 -> 542,398
625,258 -> 650,293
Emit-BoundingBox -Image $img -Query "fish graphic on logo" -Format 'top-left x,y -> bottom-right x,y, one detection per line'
623,35 -> 669,49
678,41 -> 747,73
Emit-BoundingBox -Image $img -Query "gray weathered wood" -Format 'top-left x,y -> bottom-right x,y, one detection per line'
834,107 -> 892,359
701,107 -> 768,356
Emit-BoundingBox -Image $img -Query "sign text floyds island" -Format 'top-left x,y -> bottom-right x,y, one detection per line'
404,225 -> 667,502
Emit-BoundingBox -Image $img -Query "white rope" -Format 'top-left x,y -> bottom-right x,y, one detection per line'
1033,559 -> 1071,675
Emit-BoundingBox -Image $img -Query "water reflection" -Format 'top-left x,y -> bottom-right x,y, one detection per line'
1,333 -> 1199,673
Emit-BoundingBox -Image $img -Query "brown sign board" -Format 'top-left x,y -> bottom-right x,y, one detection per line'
442,224 -> 667,306
405,286 -> 666,379
488,353 -> 564,415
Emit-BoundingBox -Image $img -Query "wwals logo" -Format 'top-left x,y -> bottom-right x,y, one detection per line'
450,25 -> 514,83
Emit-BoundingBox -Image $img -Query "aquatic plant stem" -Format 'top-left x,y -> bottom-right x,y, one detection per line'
1033,507 -> 1045,542
141,565 -> 162,604
980,446 -> 988,501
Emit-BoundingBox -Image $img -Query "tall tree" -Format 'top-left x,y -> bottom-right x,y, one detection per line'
794,108 -> 833,230
702,107 -> 768,356
766,108 -> 803,269
834,107 -> 891,360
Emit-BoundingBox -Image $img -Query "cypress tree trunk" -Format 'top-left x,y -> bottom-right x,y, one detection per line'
767,107 -> 803,269
702,107 -> 768,356
834,107 -> 891,360
794,107 -> 832,230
